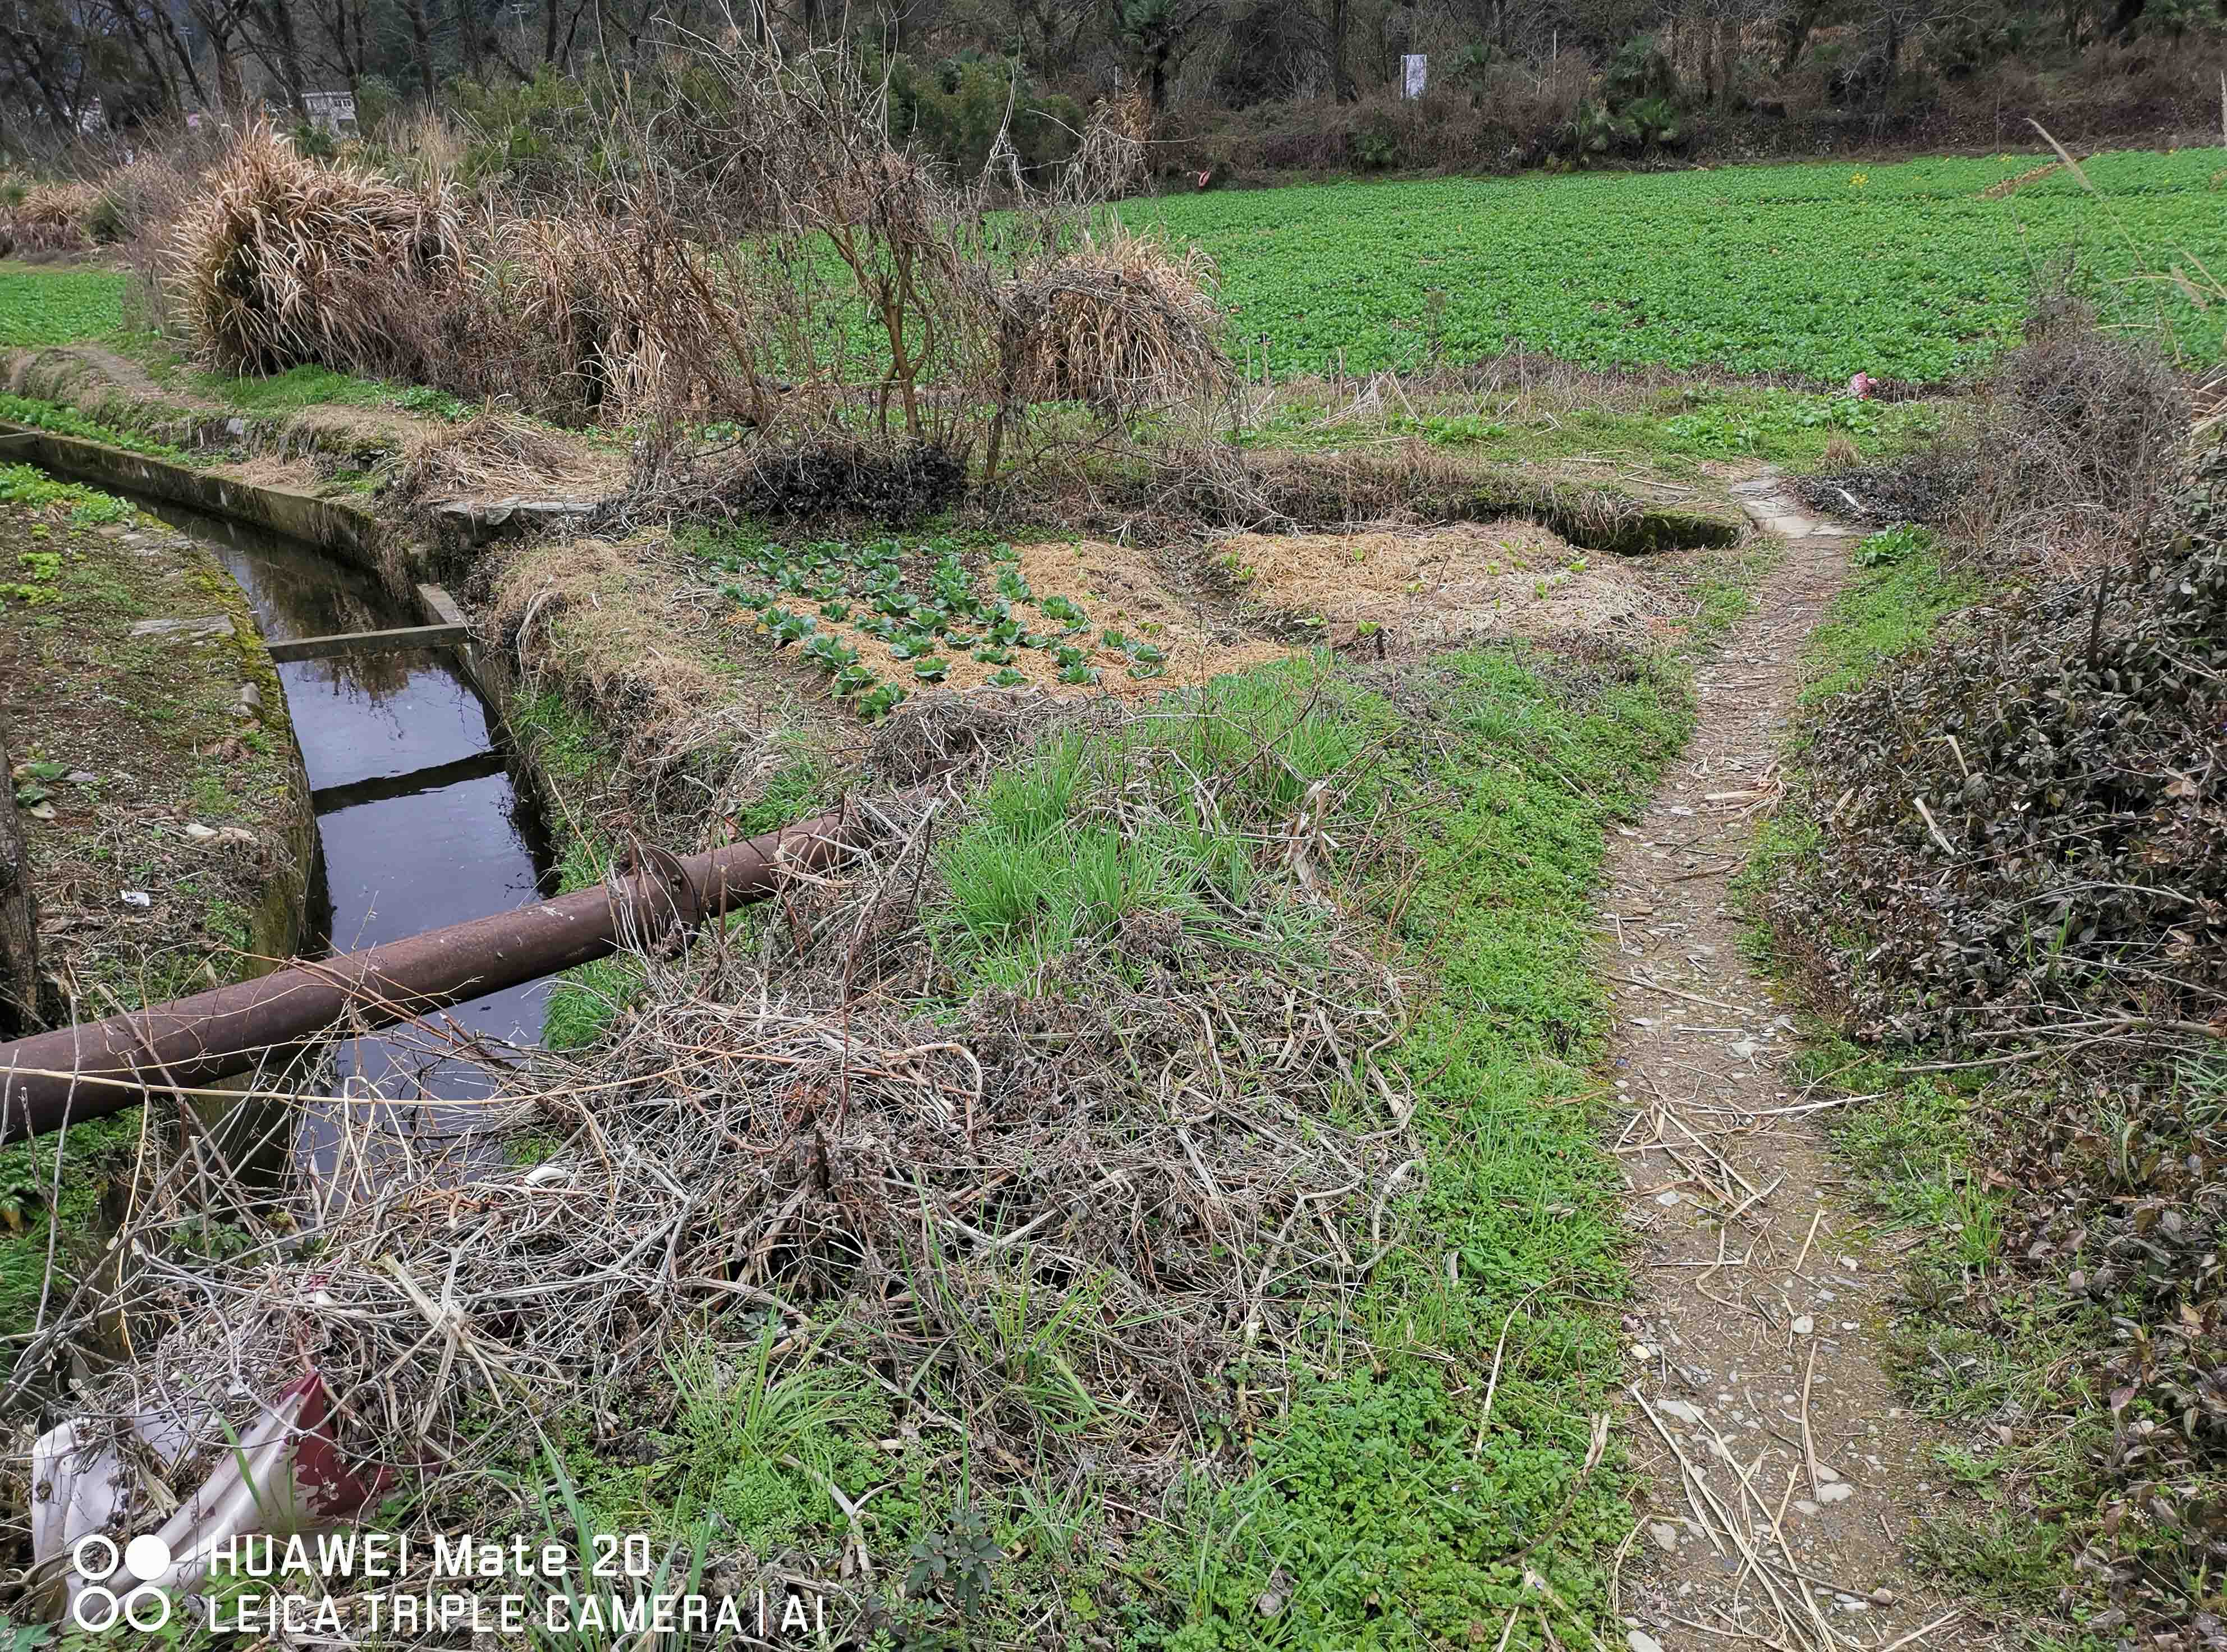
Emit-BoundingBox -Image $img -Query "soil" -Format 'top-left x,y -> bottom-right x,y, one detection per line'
1603,475 -> 2019,1651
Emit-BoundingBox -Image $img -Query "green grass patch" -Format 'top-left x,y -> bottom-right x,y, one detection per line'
0,264 -> 126,345
1239,384 -> 1946,473
1076,648 -> 1685,1647
176,362 -> 444,415
1128,149 -> 2227,382
931,663 -> 1359,990
0,390 -> 187,458
508,692 -> 647,1052
0,1114 -> 140,1337
1798,549 -> 1981,703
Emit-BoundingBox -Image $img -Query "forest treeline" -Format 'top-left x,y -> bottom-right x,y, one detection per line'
4,0 -> 2224,187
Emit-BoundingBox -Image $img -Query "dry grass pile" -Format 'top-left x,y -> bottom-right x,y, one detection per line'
1212,518 -> 1667,650
161,126 -> 737,428
8,685 -> 1412,1636
402,406 -> 615,499
168,122 -> 462,375
490,534 -> 736,740
2,182 -> 95,253
446,214 -> 757,428
997,227 -> 1230,419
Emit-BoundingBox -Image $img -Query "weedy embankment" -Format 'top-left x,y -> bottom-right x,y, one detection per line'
1749,297 -> 2226,1643
4,637 -> 1694,1649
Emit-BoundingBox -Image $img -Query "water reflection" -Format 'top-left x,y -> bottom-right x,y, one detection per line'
132,499 -> 558,1161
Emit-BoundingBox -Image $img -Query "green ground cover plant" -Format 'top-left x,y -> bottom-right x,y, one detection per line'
1235,382 -> 1946,472
0,265 -> 124,346
1130,149 -> 2227,382
0,390 -> 187,458
1797,545 -> 1981,703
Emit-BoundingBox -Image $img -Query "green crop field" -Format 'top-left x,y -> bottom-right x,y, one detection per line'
0,264 -> 126,346
1127,148 -> 2227,384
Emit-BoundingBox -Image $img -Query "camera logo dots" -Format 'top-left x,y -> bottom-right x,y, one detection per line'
71,1532 -> 174,1632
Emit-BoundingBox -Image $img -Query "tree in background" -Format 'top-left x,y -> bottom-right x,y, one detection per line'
1121,0 -> 1218,108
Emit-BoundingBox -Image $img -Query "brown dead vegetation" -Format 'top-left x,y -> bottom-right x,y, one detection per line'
0,182 -> 96,255
1215,518 -> 1666,650
402,407 -> 619,501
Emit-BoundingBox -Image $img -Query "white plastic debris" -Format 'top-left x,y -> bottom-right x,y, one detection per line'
29,1371 -> 388,1617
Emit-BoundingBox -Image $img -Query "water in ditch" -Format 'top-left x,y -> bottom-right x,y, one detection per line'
135,498 -> 559,1168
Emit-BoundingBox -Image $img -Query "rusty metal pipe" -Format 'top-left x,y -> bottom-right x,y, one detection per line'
0,806 -> 871,1142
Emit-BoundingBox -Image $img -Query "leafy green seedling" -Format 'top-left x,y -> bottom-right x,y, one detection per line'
857,683 -> 908,721
765,608 -> 815,645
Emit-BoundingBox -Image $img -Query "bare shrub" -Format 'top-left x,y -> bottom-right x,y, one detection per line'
1797,293 -> 2187,562
680,438 -> 970,525
1058,88 -> 1152,203
602,37 -> 1231,479
1961,289 -> 2190,560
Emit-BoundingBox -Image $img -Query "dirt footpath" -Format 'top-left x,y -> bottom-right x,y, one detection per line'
1601,479 -> 2006,1652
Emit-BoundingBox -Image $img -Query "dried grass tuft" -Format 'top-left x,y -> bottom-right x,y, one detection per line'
3,181 -> 96,252
402,406 -> 608,500
1001,227 -> 1231,419
167,121 -> 462,374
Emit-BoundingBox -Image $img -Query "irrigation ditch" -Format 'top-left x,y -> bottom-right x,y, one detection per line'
1,421 -> 575,1154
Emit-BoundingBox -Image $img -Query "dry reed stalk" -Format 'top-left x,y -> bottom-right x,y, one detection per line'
1001,226 -> 1231,419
